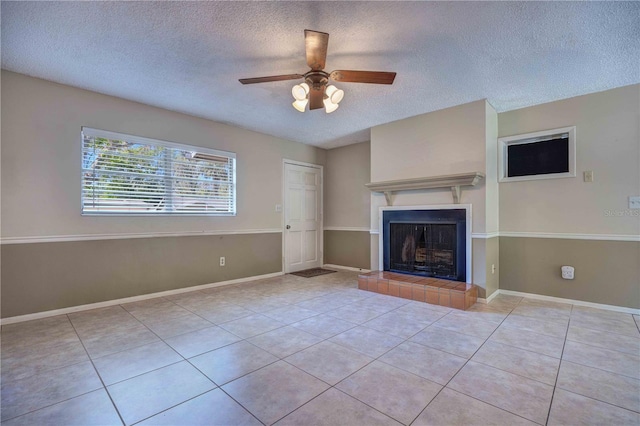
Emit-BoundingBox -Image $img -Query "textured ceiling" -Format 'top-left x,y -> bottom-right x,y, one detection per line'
2,1 -> 639,148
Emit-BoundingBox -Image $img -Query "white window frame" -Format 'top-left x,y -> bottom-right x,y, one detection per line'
81,127 -> 236,216
498,126 -> 576,183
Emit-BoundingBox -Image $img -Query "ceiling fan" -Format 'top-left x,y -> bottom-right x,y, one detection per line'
239,30 -> 397,113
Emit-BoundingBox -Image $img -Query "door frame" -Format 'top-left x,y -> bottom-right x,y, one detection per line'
282,159 -> 324,273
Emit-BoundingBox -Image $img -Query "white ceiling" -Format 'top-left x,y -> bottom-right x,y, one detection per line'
2,1 -> 639,148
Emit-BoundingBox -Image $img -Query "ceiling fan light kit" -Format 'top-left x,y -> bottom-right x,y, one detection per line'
240,30 -> 396,115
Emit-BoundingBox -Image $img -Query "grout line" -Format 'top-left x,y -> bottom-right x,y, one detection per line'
66,314 -> 127,426
543,304 -> 573,425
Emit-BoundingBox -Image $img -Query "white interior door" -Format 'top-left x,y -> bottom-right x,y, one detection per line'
284,162 -> 322,273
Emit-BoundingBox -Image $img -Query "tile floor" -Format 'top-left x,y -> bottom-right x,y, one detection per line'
1,271 -> 639,425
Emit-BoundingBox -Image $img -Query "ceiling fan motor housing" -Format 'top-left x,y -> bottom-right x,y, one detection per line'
304,70 -> 329,90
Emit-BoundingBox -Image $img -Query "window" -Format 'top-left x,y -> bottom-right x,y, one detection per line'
82,127 -> 236,215
498,126 -> 576,182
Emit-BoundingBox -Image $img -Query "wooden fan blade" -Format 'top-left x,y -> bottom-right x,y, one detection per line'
330,70 -> 396,84
305,30 -> 329,71
308,86 -> 324,110
239,74 -> 304,84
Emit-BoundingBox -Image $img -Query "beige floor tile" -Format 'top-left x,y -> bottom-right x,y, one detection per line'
379,341 -> 466,385
1,316 -> 78,349
518,298 -> 572,310
294,294 -> 350,312
394,301 -> 450,321
189,340 -> 278,385
164,325 -> 241,358
329,326 -> 404,358
410,325 -> 486,359
193,304 -> 255,324
0,361 -> 103,422
237,298 -> 285,313
276,388 -> 401,426
141,312 -> 213,339
326,305 -> 385,324
290,314 -> 357,339
461,304 -> 511,323
93,341 -> 182,385
138,388 -> 260,425
572,305 -> 637,323
1,339 -> 89,383
488,293 -> 523,306
1,389 -> 122,426
413,388 -> 537,426
448,361 -> 554,424
218,313 -> 286,338
567,325 -> 640,355
433,312 -> 499,339
490,325 -> 565,358
569,312 -> 639,337
501,313 -> 568,338
285,341 -> 373,385
248,326 -> 323,358
107,361 -> 215,425
511,305 -> 571,323
336,361 -> 442,425
222,361 -> 329,425
563,340 -> 640,379
122,298 -> 192,322
80,324 -> 161,359
69,306 -> 140,336
471,341 -> 560,385
263,305 -> 319,324
363,310 -> 432,339
557,360 -> 640,412
548,388 -> 640,426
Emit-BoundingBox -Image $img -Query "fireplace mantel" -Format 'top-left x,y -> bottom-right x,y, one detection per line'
365,172 -> 484,205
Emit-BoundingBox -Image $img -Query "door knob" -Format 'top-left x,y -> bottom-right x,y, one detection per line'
286,225 -> 291,229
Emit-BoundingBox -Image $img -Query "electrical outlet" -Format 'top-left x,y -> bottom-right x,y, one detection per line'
583,171 -> 594,182
491,264 -> 496,274
629,196 -> 640,209
220,256 -> 225,267
561,266 -> 574,280
275,204 -> 282,212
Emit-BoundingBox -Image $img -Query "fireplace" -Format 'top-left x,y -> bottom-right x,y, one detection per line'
382,208 -> 467,282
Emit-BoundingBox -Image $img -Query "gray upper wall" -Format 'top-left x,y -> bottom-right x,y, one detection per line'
324,141 -> 371,229
498,84 -> 640,236
1,71 -> 326,240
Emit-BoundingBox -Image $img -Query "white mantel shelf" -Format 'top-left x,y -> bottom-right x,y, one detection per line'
365,172 -> 485,205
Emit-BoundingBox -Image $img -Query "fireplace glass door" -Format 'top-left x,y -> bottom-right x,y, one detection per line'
389,222 -> 457,279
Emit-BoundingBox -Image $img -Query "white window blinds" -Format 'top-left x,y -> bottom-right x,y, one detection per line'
81,128 -> 236,215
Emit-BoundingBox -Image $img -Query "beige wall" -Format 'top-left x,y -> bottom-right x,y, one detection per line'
1,71 -> 325,239
1,71 -> 327,318
498,84 -> 640,236
324,141 -> 371,229
369,100 -> 498,295
324,230 -> 370,270
500,237 -> 639,309
1,233 -> 282,318
322,141 -> 371,269
370,100 -> 489,234
496,85 -> 639,307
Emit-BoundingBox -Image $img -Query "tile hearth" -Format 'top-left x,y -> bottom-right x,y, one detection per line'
358,271 -> 478,310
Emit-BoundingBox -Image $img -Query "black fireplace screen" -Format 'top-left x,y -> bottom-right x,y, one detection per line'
389,222 -> 457,278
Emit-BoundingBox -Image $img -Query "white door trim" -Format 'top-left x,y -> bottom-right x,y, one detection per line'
282,159 -> 324,273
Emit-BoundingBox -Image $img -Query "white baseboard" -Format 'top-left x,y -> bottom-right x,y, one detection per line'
323,264 -> 371,273
496,289 -> 640,315
477,289 -> 500,304
0,272 -> 285,326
